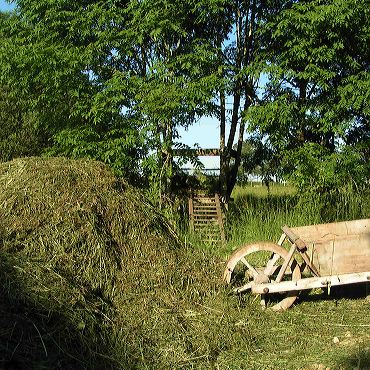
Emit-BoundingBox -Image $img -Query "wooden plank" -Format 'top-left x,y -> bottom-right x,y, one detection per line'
173,148 -> 220,157
193,211 -> 217,215
194,218 -> 218,223
188,197 -> 194,232
300,251 -> 321,277
193,200 -> 216,205
194,215 -> 217,219
275,244 -> 297,283
193,206 -> 216,210
193,197 -> 216,201
310,234 -> 370,275
215,193 -> 226,243
193,217 -> 218,221
251,272 -> 370,294
193,208 -> 218,211
277,233 -> 286,246
281,226 -> 307,250
291,219 -> 370,244
193,210 -> 218,214
193,219 -> 218,222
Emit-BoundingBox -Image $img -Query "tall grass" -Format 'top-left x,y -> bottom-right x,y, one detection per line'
222,183 -> 369,255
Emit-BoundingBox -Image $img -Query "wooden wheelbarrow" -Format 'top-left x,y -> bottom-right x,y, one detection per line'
223,219 -> 370,311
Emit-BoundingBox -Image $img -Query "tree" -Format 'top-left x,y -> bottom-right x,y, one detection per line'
0,7 -> 95,160
247,0 -> 370,193
0,83 -> 48,161
236,136 -> 279,186
0,12 -> 50,161
116,0 -> 221,196
0,0 -> 221,201
208,0 -> 290,201
2,0 -> 367,201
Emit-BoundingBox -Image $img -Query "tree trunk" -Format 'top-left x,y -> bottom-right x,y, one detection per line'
219,88 -> 227,198
219,0 -> 257,201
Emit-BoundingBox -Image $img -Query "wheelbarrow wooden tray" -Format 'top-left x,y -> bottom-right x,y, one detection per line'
291,219 -> 369,276
253,219 -> 370,294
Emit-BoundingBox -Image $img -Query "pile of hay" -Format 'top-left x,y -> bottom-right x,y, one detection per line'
0,157 -> 233,369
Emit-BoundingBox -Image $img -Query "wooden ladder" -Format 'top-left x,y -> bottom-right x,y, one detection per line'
188,192 -> 225,244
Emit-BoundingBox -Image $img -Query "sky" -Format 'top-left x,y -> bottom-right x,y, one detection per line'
177,118 -> 221,170
0,0 -> 13,12
0,0 -> 229,169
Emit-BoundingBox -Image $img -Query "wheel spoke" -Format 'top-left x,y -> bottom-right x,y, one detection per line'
240,257 -> 259,277
233,282 -> 253,294
264,253 -> 281,276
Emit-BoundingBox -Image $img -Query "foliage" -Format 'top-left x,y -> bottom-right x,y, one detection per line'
0,83 -> 47,161
283,142 -> 369,194
236,136 -> 279,185
247,0 -> 370,193
0,1 -> 226,201
46,123 -> 146,180
0,0 -> 369,199
0,8 -> 94,159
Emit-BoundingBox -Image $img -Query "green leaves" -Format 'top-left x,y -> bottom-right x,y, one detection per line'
0,0 -> 232,200
248,0 -> 370,193
284,143 -> 369,194
1,0 -> 367,198
47,122 -> 146,178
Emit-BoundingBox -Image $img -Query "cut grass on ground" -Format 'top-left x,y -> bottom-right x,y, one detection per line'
1,160 -> 369,369
186,182 -> 370,369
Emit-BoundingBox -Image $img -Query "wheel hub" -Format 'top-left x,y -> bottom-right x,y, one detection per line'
254,273 -> 270,284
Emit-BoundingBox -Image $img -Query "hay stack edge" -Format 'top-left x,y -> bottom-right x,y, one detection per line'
0,157 -> 224,369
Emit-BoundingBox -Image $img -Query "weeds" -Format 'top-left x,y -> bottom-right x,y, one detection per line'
224,182 -> 369,254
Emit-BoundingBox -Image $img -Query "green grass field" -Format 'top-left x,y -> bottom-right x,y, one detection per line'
224,183 -> 369,253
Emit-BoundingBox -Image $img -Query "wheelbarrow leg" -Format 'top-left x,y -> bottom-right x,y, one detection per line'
260,294 -> 266,310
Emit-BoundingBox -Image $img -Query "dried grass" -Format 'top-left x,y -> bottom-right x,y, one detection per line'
1,158 -> 368,369
0,157 -> 224,369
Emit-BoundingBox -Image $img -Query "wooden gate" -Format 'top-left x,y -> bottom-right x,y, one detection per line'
188,192 -> 225,244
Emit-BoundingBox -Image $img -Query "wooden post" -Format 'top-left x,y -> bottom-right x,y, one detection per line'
188,195 -> 194,232
252,272 -> 370,294
275,244 -> 297,283
215,193 -> 226,243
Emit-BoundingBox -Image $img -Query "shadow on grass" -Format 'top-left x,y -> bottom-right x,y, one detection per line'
0,300 -> 87,369
298,283 -> 369,304
336,348 -> 370,370
0,255 -> 124,370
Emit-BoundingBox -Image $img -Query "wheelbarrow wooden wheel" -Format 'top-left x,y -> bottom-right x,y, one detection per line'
223,242 -> 301,311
